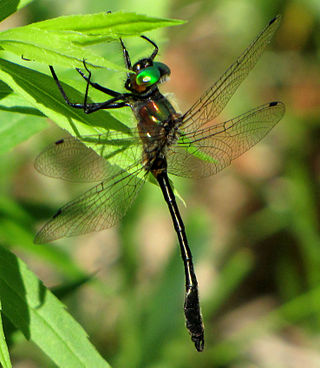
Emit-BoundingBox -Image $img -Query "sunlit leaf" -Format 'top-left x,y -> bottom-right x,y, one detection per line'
0,246 -> 110,368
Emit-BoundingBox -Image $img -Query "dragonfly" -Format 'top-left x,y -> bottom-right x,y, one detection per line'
34,15 -> 285,351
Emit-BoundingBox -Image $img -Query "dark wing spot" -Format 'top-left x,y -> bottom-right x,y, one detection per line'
269,17 -> 277,25
269,101 -> 278,107
55,139 -> 64,145
53,208 -> 62,219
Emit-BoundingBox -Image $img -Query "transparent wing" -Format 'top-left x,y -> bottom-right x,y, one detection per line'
167,101 -> 285,178
34,163 -> 146,243
181,16 -> 281,132
35,129 -> 141,183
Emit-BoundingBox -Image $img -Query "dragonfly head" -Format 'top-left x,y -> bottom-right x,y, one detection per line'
129,59 -> 171,93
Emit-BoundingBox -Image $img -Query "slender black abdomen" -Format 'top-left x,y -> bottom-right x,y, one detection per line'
152,157 -> 204,352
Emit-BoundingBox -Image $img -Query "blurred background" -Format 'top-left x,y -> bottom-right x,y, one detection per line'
0,0 -> 320,367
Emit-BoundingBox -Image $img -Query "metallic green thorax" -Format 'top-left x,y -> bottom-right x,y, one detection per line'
136,95 -> 176,129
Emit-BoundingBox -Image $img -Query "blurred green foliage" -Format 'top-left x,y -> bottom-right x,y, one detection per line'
0,0 -> 319,367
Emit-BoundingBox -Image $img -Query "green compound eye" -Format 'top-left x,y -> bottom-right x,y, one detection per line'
136,66 -> 161,86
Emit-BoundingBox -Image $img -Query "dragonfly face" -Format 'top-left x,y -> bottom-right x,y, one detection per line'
122,35 -> 171,94
36,16 -> 285,352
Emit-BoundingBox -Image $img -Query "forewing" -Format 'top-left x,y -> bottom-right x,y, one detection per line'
167,101 -> 285,178
181,16 -> 281,132
35,130 -> 141,182
34,164 -> 146,243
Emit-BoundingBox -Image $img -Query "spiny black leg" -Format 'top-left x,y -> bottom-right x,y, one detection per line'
119,38 -> 132,71
49,65 -> 88,109
82,100 -> 129,113
141,35 -> 158,60
49,65 -> 129,113
120,38 -> 134,92
76,68 -> 122,97
82,60 -> 91,110
75,61 -> 122,98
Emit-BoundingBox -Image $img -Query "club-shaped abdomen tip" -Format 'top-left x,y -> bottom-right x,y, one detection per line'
196,337 -> 204,352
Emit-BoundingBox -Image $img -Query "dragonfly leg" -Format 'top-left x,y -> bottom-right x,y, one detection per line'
50,65 -> 85,109
140,35 -> 158,60
80,60 -> 125,112
75,60 -> 122,98
119,38 -> 134,93
82,100 -> 129,114
119,38 -> 132,71
49,65 -> 130,113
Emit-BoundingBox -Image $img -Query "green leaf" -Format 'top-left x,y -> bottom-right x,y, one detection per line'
0,28 -> 125,70
28,11 -> 185,44
0,88 -> 45,117
0,111 -> 47,154
0,58 -> 142,175
0,300 -> 12,368
0,12 -> 184,68
0,79 -> 45,117
0,58 -> 128,137
51,275 -> 94,299
0,0 -> 35,23
0,245 -> 110,368
16,0 -> 35,10
0,221 -> 84,279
